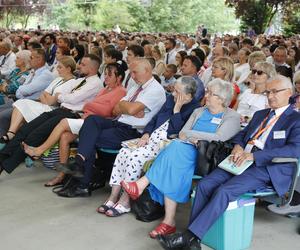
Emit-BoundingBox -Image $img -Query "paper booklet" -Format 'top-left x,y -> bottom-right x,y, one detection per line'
121,138 -> 140,150
218,155 -> 253,175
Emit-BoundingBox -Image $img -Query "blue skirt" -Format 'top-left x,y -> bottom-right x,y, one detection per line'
146,140 -> 197,205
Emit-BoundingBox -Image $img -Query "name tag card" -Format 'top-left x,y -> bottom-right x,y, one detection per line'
273,130 -> 286,139
211,117 -> 222,125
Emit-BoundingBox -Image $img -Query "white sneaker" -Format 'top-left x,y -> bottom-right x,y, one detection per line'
268,204 -> 300,216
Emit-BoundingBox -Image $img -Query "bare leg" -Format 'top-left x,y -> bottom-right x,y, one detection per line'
162,197 -> 177,226
108,185 -> 122,203
123,176 -> 150,196
59,131 -> 78,164
7,108 -> 25,136
23,119 -> 72,157
45,131 -> 78,187
149,196 -> 177,237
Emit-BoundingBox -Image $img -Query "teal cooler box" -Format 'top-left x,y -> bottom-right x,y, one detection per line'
202,198 -> 256,250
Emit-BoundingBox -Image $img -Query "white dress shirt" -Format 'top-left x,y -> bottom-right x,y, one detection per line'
118,77 -> 166,131
0,51 -> 16,78
164,48 -> 177,65
252,105 -> 290,149
58,75 -> 102,111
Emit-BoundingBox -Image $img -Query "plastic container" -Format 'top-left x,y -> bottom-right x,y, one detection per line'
202,198 -> 256,250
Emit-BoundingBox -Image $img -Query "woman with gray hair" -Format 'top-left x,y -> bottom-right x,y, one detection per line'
121,78 -> 240,238
0,50 -> 31,105
98,76 -> 200,217
235,61 -> 276,124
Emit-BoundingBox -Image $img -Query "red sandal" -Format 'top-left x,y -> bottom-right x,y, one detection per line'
149,222 -> 176,238
120,181 -> 140,200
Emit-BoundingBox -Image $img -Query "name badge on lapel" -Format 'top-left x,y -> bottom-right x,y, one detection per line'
273,130 -> 286,139
211,117 -> 222,125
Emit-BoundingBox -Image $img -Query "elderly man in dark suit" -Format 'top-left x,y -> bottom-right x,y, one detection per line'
158,75 -> 300,250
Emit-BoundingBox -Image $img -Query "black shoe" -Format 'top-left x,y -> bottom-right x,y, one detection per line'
56,185 -> 91,198
56,162 -> 84,177
157,233 -> 201,250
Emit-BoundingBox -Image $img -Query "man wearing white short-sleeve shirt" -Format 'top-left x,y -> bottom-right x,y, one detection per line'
56,58 -> 166,197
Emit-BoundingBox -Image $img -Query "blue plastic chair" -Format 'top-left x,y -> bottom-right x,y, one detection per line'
243,157 -> 300,206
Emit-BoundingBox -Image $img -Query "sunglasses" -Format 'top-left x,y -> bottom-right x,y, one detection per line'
251,69 -> 266,76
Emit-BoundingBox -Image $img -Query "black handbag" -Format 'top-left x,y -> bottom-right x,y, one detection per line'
131,189 -> 165,222
195,140 -> 234,176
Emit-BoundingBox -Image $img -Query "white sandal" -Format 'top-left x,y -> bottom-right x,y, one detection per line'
105,203 -> 131,217
96,200 -> 115,214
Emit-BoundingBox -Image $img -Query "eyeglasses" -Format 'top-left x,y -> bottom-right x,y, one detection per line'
263,88 -> 288,96
205,89 -> 220,97
251,69 -> 266,76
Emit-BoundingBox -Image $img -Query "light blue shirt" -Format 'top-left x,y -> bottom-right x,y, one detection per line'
192,108 -> 223,133
16,65 -> 54,100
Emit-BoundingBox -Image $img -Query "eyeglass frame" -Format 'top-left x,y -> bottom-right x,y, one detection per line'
263,88 -> 289,96
205,88 -> 221,98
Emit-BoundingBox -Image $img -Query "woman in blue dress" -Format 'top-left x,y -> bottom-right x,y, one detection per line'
122,78 -> 241,238
0,50 -> 31,105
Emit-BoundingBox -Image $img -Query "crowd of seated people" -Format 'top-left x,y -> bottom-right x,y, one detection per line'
0,29 -> 300,247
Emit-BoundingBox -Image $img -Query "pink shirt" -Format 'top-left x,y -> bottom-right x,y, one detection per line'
83,85 -> 126,118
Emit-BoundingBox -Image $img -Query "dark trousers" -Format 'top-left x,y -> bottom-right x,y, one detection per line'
77,115 -> 141,187
0,108 -> 79,173
188,166 -> 271,239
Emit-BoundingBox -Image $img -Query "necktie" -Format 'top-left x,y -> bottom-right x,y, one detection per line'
166,53 -> 169,64
114,86 -> 143,121
250,110 -> 276,143
261,110 -> 276,129
124,73 -> 131,88
128,86 -> 143,102
0,56 -> 6,67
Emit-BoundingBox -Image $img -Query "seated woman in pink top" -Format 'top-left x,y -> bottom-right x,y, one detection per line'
23,61 -> 127,186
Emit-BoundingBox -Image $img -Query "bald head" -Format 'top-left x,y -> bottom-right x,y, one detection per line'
129,58 -> 153,85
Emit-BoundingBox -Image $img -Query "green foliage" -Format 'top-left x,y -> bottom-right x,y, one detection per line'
127,0 -> 238,33
226,0 -> 300,34
283,8 -> 300,36
239,1 -> 272,34
191,0 -> 238,33
94,0 -> 135,31
1,0 -> 239,33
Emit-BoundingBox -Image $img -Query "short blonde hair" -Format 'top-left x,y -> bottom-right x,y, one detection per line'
254,61 -> 277,79
213,56 -> 234,82
16,50 -> 31,70
248,51 -> 266,69
58,56 -> 76,73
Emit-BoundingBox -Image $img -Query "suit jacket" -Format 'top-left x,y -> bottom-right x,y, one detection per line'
232,105 -> 300,196
45,44 -> 57,66
142,94 -> 199,137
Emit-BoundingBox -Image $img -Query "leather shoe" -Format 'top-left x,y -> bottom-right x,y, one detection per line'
56,162 -> 84,178
157,233 -> 201,250
56,185 -> 91,198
